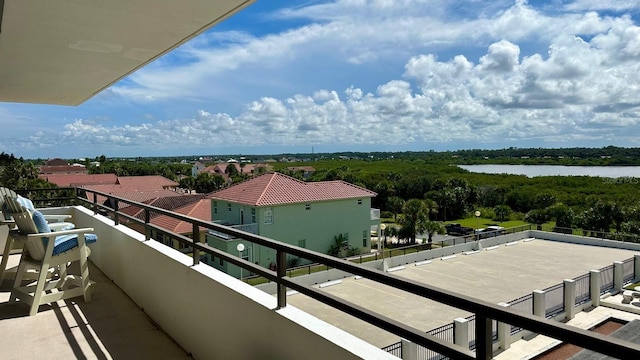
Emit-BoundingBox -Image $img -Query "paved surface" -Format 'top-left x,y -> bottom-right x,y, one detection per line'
285,239 -> 639,347
0,257 -> 190,360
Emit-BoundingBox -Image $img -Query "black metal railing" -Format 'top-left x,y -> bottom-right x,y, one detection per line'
508,294 -> 533,334
381,342 -> 402,358
18,187 -> 640,359
600,264 -> 615,294
544,283 -> 564,318
623,258 -> 635,284
574,273 -> 591,305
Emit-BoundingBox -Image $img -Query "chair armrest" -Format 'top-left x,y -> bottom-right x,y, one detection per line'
43,214 -> 72,222
26,227 -> 95,238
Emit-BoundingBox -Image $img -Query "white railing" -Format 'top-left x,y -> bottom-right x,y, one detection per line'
370,208 -> 380,220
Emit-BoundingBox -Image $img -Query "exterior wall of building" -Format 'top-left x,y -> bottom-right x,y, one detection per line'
207,197 -> 373,277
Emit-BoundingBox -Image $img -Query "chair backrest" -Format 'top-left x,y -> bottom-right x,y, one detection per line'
0,187 -> 17,220
3,195 -> 49,261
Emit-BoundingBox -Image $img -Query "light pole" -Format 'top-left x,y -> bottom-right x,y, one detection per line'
380,224 -> 386,261
475,210 -> 481,241
236,243 -> 245,281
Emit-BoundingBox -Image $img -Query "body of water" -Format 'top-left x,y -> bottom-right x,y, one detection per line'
458,164 -> 640,179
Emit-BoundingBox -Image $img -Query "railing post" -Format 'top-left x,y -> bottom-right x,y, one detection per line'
635,255 -> 640,282
92,191 -> 98,214
564,279 -> 576,320
475,314 -> 492,360
113,198 -> 119,225
614,261 -> 624,292
497,302 -> 511,350
141,209 -> 150,240
590,270 -> 602,307
401,339 -> 417,360
533,290 -> 546,317
453,317 -> 469,350
276,250 -> 287,309
192,222 -> 199,266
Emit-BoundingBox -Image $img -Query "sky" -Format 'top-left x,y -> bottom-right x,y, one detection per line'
2,0 -> 640,159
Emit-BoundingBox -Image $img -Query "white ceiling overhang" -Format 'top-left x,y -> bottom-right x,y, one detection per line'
0,0 -> 254,105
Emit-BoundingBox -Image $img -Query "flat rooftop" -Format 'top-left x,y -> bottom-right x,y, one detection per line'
285,239 -> 640,347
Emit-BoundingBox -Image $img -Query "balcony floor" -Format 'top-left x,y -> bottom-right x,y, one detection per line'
0,255 -> 191,360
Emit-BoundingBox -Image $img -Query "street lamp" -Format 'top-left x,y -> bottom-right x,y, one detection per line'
236,243 -> 245,281
475,211 -> 481,241
380,224 -> 386,261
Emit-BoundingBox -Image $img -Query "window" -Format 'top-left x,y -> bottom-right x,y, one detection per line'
213,201 -> 218,214
251,208 -> 256,223
305,204 -> 311,210
362,230 -> 368,247
219,257 -> 224,266
265,207 -> 273,224
357,199 -> 362,205
228,203 -> 232,212
298,239 -> 306,248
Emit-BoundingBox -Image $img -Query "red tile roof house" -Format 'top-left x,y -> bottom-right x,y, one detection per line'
206,172 -> 379,278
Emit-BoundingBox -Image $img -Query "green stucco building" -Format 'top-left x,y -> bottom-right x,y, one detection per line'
206,172 -> 378,277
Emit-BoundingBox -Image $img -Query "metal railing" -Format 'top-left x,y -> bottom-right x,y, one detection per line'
600,265 -> 615,294
574,273 -> 591,305
420,323 -> 455,359
623,258 -> 635,284
17,187 -> 640,360
544,283 -> 565,318
381,342 -> 402,358
508,294 -> 533,334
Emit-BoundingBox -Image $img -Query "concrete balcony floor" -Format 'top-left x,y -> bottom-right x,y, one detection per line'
0,255 -> 190,360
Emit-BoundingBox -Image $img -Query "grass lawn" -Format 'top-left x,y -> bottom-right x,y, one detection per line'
449,217 -> 528,229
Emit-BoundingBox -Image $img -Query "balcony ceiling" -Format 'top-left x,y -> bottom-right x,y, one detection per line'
0,0 -> 254,105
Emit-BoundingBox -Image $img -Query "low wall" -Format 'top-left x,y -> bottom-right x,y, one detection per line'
69,206 -> 396,360
530,230 -> 640,251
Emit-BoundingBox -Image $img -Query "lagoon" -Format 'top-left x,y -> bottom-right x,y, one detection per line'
458,164 -> 640,178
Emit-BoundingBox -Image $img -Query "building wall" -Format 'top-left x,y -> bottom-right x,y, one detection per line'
207,197 -> 373,276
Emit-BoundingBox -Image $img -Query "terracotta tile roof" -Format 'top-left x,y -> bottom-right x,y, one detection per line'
210,172 -> 376,206
39,173 -> 118,187
82,187 -> 181,207
116,176 -> 178,189
39,165 -> 88,174
150,199 -> 212,234
118,193 -> 205,220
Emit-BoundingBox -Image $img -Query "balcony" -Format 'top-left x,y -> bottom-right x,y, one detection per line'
2,188 -> 640,359
208,223 -> 258,240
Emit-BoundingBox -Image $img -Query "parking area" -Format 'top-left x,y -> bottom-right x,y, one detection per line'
285,239 -> 639,347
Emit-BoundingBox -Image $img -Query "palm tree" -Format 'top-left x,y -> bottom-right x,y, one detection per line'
423,198 -> 438,220
423,221 -> 445,243
398,199 -> 429,244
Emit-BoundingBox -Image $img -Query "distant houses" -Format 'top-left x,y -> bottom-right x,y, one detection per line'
205,172 -> 378,277
38,158 -> 88,175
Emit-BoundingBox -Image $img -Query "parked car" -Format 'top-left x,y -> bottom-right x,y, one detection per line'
445,223 -> 474,236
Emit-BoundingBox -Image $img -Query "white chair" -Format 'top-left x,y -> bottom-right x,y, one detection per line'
3,195 -> 96,316
0,189 -> 74,282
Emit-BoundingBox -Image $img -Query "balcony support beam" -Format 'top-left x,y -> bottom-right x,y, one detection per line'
276,250 -> 286,309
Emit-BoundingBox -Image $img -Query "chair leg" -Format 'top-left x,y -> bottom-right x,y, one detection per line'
8,258 -> 28,304
79,252 -> 91,302
0,226 -> 10,282
28,264 -> 50,316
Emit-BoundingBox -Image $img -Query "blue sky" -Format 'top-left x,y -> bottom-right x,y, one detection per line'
2,0 -> 640,159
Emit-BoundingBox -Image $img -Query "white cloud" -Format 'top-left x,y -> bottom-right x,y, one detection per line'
5,0 -> 640,157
